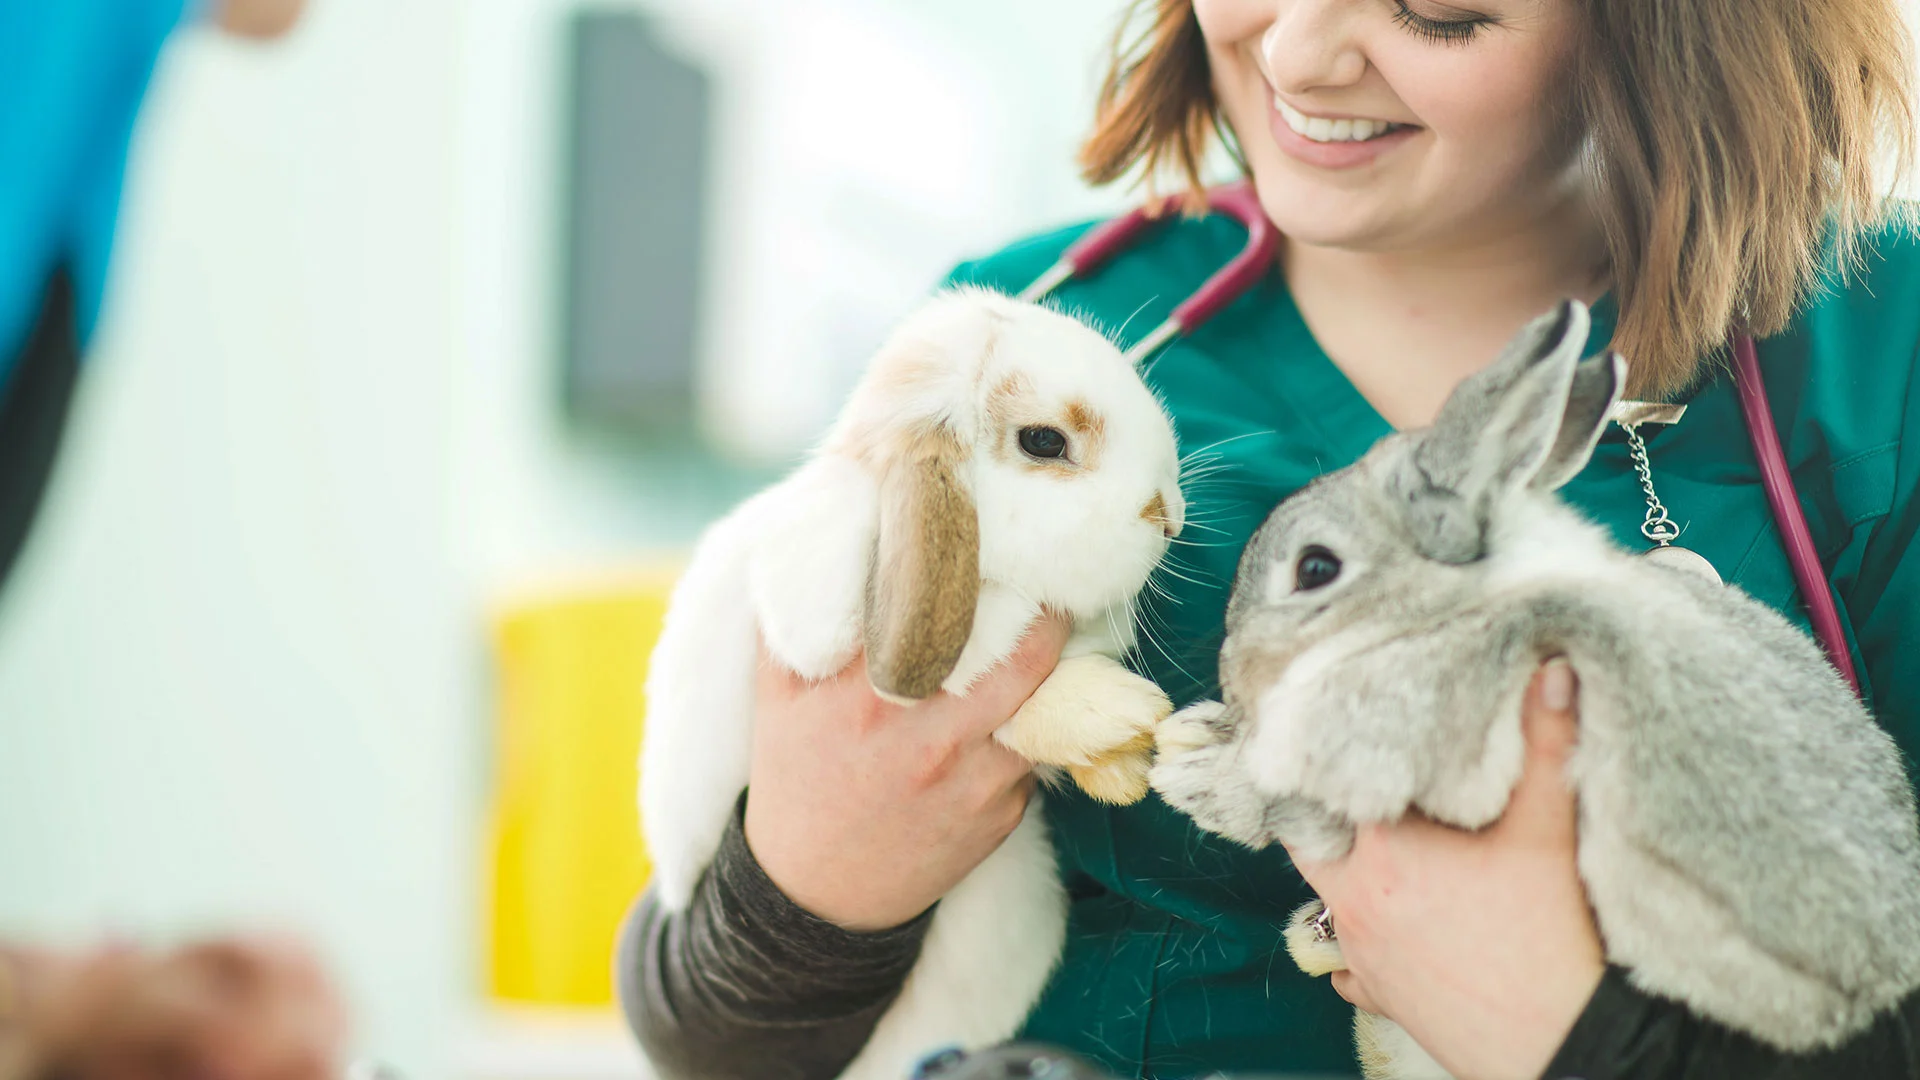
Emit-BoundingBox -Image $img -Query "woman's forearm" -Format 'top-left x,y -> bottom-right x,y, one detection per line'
1544,966 -> 1920,1080
615,797 -> 934,1080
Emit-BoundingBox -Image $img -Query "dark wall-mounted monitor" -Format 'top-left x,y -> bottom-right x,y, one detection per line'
560,10 -> 711,436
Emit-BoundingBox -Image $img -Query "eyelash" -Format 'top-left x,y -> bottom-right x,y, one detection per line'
1391,1 -> 1487,44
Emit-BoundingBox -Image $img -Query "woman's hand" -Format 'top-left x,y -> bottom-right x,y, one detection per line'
1289,659 -> 1604,1080
4,935 -> 346,1080
743,614 -> 1070,932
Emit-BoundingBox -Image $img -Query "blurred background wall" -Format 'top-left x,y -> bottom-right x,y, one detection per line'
1,0 -> 1916,1077
0,0 -> 1133,1076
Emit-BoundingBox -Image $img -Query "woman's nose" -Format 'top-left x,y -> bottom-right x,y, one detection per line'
1261,0 -> 1369,96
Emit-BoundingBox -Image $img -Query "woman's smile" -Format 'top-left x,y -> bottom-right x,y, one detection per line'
1269,94 -> 1421,169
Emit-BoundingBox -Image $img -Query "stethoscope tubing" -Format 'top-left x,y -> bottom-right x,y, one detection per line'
1017,182 -> 1861,693
1017,179 -> 1279,365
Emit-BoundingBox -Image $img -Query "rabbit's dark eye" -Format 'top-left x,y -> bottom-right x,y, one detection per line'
1295,547 -> 1342,591
1018,426 -> 1069,460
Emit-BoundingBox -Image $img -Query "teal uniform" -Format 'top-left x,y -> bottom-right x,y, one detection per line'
944,209 -> 1920,1078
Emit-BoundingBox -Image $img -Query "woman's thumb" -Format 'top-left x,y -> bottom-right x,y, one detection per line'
1501,658 -> 1582,841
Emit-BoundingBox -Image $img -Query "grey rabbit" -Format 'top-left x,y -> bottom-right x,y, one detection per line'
1148,299 -> 1920,1079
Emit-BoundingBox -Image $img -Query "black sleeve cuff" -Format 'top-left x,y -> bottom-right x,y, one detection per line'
708,792 -> 935,999
1541,965 -> 1690,1080
617,793 -> 933,1080
1541,964 -> 1920,1080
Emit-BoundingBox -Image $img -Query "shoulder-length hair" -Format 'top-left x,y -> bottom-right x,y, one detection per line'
1079,0 -> 1917,397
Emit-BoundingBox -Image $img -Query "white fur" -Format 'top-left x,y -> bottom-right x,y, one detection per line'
1482,499 -> 1618,592
638,290 -> 1184,1079
836,807 -> 1068,1080
641,497 -> 764,909
1356,1013 -> 1451,1080
749,455 -> 878,680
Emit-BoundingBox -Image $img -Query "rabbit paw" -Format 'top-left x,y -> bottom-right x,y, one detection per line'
996,654 -> 1172,805
1147,700 -> 1234,811
1156,699 -> 1229,756
1284,898 -> 1347,977
1150,699 -> 1353,854
1067,730 -> 1156,805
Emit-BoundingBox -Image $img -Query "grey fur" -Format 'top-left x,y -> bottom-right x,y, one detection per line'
1150,301 -> 1920,1064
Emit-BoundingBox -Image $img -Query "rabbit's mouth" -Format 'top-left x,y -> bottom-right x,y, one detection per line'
1140,490 -> 1183,539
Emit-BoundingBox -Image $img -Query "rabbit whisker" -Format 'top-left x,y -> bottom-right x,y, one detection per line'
1153,565 -> 1209,591
1163,531 -> 1221,543
1113,297 -> 1161,345
1132,612 -> 1201,689
1144,578 -> 1182,607
1178,429 -> 1278,464
1156,548 -> 1216,577
1172,514 -> 1236,532
1175,464 -> 1242,485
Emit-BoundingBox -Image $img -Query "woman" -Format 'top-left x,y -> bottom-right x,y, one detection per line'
618,0 -> 1920,1077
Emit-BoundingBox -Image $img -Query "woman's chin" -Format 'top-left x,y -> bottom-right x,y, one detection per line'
1259,203 -> 1403,253
1243,169 -> 1415,252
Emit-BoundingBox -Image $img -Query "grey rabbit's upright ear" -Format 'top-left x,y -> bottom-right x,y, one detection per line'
1533,349 -> 1626,492
864,423 -> 981,702
1392,300 -> 1612,562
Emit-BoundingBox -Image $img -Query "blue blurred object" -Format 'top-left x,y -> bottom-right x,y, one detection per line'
0,0 -> 198,375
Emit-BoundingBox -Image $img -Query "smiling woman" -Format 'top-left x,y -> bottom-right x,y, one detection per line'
616,0 -> 1920,1078
1087,0 -> 1915,401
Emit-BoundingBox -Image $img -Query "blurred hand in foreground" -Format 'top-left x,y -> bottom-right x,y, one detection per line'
2,935 -> 348,1080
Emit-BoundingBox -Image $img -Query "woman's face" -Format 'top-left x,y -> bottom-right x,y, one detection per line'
1193,0 -> 1587,254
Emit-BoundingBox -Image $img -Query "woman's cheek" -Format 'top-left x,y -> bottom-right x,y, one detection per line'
1388,46 -> 1574,184
1385,45 -> 1525,143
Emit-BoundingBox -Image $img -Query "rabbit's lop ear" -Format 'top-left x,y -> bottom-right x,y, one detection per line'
1396,300 -> 1595,561
865,423 -> 981,702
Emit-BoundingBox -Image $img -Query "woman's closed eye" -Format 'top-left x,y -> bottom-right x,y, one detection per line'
1391,0 -> 1492,44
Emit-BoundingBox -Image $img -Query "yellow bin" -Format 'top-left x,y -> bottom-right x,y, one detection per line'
485,564 -> 681,1006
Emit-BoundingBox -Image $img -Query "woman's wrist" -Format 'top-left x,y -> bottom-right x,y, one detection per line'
1513,957 -> 1608,1080
738,791 -> 937,938
1539,965 -> 1675,1080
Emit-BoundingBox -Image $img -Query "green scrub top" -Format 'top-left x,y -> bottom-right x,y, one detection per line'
944,208 -> 1920,1079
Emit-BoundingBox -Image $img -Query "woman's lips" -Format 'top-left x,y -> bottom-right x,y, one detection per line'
1267,95 -> 1421,170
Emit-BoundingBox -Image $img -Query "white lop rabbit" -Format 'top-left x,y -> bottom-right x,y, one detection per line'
1150,300 -> 1920,1080
640,287 -> 1187,1080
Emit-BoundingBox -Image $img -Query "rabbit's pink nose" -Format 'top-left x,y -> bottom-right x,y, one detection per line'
1142,492 -> 1182,538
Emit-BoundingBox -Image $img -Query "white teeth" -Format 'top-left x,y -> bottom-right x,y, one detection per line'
1275,96 -> 1400,143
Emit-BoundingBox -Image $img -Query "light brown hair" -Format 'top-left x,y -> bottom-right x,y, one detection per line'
1080,0 -> 1918,397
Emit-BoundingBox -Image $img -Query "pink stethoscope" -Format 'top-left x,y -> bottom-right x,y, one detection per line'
1018,179 -> 1861,694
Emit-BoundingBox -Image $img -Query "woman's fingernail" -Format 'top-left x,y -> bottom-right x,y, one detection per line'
1542,658 -> 1576,712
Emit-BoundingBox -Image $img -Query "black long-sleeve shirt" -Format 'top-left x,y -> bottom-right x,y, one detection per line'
615,797 -> 934,1080
1544,965 -> 1920,1079
617,799 -> 1920,1080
